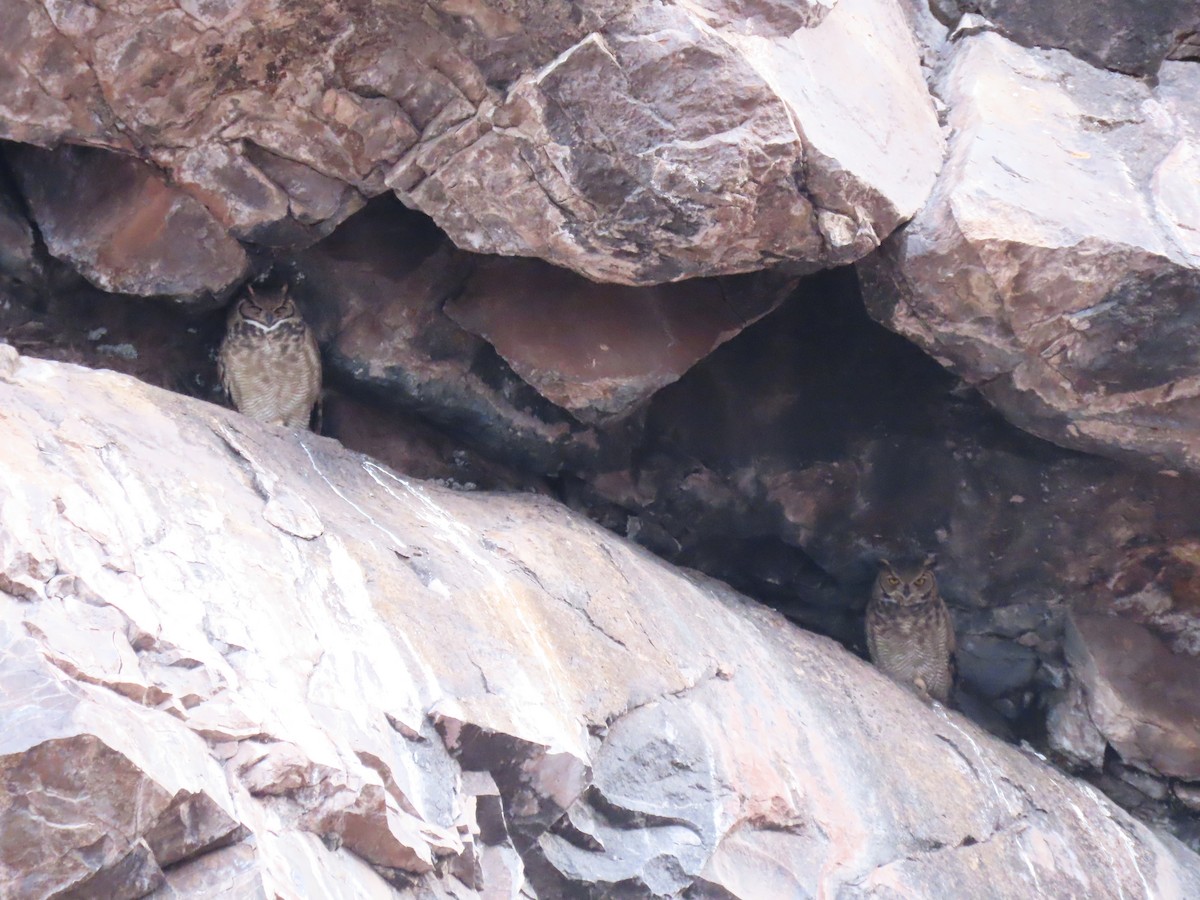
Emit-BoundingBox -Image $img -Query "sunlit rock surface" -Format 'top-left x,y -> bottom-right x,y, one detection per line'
3,351 -> 1198,897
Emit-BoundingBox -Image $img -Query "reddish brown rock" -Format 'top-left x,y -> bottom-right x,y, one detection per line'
1059,614 -> 1200,780
445,257 -> 788,421
861,33 -> 1200,474
6,144 -> 248,304
0,0 -> 942,283
394,0 -> 944,283
0,621 -> 242,898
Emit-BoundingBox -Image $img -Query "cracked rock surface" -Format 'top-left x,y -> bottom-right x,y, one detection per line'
1,0 -> 942,284
860,31 -> 1200,475
3,351 -> 1199,897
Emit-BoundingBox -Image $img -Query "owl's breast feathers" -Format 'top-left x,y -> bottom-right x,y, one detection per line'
865,595 -> 955,702
219,319 -> 321,428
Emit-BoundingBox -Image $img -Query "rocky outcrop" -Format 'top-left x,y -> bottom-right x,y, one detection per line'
286,197 -> 793,471
445,259 -> 783,422
0,0 -> 942,283
4,349 -> 1199,897
393,0 -> 944,283
860,31 -> 1200,475
1051,614 -> 1200,780
935,0 -> 1200,76
6,144 -> 248,305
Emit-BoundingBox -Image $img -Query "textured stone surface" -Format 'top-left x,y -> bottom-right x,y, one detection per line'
3,350 -> 1198,896
594,272 -> 1200,668
291,197 -> 790,468
1061,614 -> 1200,780
0,0 -> 942,283
445,257 -> 787,421
287,198 -> 596,476
395,0 -> 943,283
860,33 -> 1200,474
0,169 -> 38,289
957,0 -> 1200,76
6,144 -> 248,304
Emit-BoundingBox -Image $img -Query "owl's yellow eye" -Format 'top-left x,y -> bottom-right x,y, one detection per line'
915,575 -> 927,586
886,576 -> 900,587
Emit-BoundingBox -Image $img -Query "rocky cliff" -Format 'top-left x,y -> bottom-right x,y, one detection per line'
4,351 -> 1199,897
3,0 -> 1200,896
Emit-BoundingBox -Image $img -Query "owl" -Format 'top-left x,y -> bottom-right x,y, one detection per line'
865,556 -> 955,704
217,283 -> 321,429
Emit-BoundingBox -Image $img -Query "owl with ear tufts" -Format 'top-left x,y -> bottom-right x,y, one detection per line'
218,282 -> 321,429
866,555 -> 955,704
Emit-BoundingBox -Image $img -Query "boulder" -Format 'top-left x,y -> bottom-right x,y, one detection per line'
0,0 -> 943,282
394,0 -> 944,283
860,33 -> 1200,474
943,0 -> 1200,76
444,259 -> 788,422
1056,614 -> 1200,780
286,198 -> 597,475
290,197 -> 790,466
2,348 -> 1197,896
6,144 -> 248,304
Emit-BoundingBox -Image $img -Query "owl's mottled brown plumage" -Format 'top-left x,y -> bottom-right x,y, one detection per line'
866,557 -> 955,703
218,284 -> 321,429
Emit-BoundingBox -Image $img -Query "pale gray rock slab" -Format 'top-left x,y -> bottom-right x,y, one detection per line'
1,354 -> 1199,896
861,32 -> 1200,474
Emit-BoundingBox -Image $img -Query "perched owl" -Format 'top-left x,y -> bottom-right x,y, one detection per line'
218,283 -> 321,429
865,556 -> 955,704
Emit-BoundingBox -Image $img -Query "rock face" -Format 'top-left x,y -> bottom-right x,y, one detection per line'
1053,614 -> 1200,780
860,32 -> 1200,474
394,0 -> 944,282
287,197 -> 793,470
6,144 -> 248,305
4,351 -> 1199,897
942,0 -> 1200,76
0,0 -> 942,283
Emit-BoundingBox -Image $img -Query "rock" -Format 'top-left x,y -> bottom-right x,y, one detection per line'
860,33 -> 1200,475
445,257 -> 789,421
6,144 -> 248,304
956,634 -> 1039,701
0,0 -> 942,283
0,620 -> 244,897
966,0 -> 1200,76
0,168 -> 39,288
287,197 -> 598,475
395,0 -> 943,283
1047,679 -> 1108,770
320,389 -> 547,493
0,274 -> 227,403
595,270 -> 1200,661
3,356 -> 1198,896
1062,614 -> 1200,780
